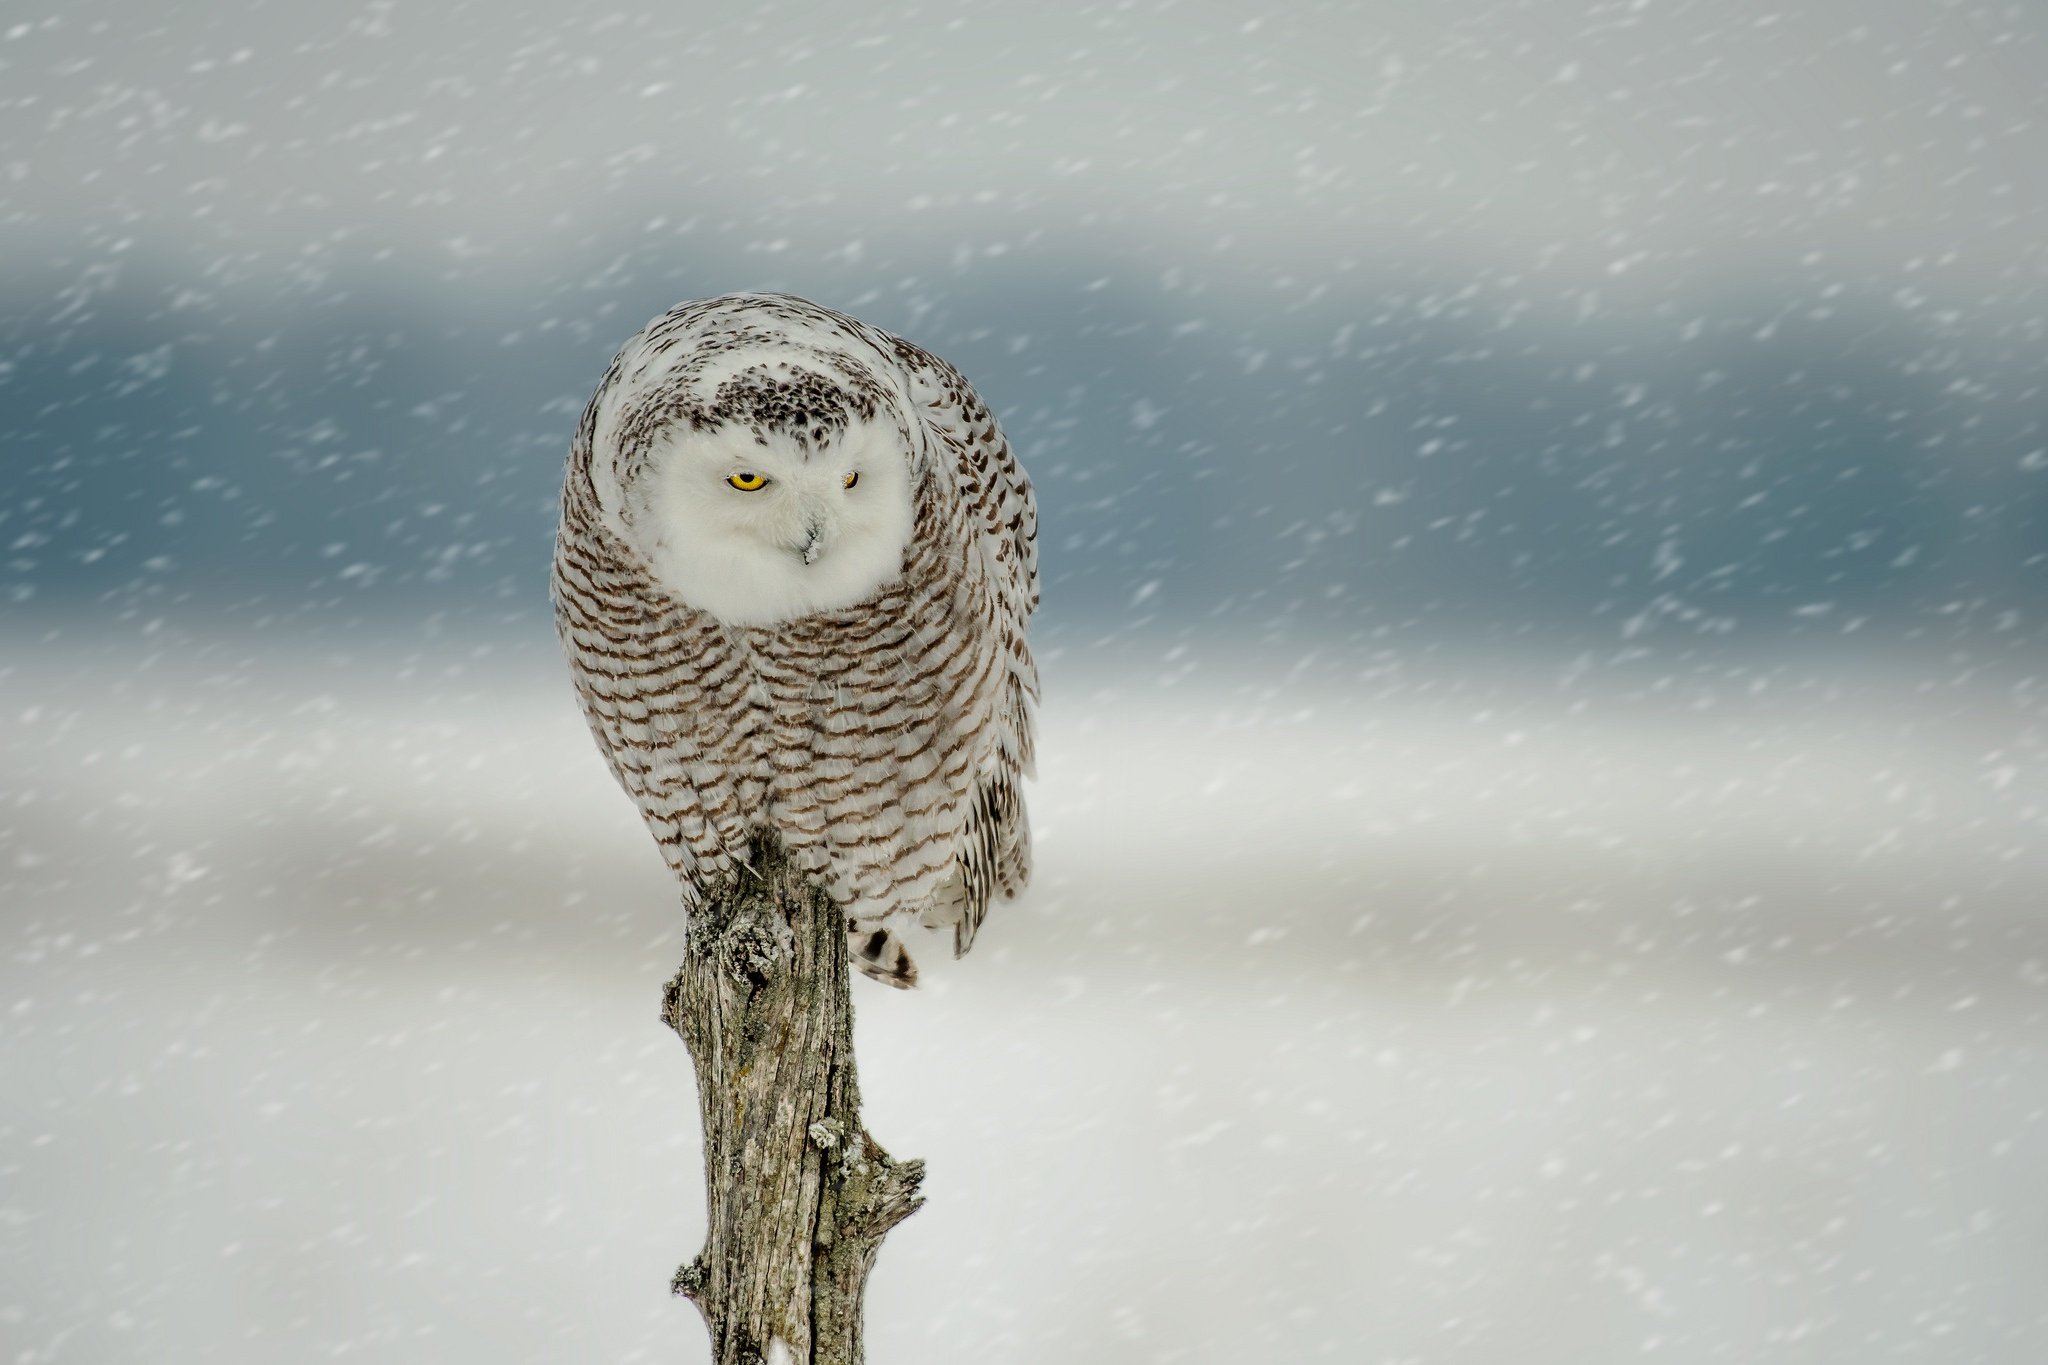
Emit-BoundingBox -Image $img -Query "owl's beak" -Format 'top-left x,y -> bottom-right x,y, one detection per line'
799,518 -> 826,565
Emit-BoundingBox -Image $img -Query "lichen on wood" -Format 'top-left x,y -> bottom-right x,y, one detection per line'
660,835 -> 925,1365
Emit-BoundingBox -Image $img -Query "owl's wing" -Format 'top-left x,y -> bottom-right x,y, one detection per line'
883,337 -> 1039,696
552,456 -> 762,904
881,335 -> 1040,955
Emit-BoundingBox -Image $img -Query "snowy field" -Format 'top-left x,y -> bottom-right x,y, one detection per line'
3,637 -> 2046,1364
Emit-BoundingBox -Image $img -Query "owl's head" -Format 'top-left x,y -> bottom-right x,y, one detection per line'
588,326 -> 920,626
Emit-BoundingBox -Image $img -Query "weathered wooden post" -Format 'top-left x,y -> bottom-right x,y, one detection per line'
661,836 -> 924,1365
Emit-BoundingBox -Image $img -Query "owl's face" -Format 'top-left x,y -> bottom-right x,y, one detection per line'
622,415 -> 916,626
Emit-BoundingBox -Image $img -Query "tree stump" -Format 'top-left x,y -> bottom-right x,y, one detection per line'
660,835 -> 925,1365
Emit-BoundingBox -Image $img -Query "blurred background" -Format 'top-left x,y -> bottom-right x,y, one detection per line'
3,1 -> 2045,1361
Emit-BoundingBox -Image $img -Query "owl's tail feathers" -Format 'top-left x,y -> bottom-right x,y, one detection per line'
996,792 -> 1032,901
851,926 -> 919,990
928,773 -> 1033,961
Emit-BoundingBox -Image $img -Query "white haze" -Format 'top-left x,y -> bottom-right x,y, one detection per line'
5,0 -> 2044,303
3,639 -> 2044,1363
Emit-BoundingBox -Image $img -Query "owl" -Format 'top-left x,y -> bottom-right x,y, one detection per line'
551,293 -> 1038,987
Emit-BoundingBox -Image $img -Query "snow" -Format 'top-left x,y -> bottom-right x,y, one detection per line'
2,639 -> 2044,1363
2,0 -> 2044,1358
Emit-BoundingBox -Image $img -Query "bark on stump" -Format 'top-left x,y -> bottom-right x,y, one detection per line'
661,836 -> 925,1365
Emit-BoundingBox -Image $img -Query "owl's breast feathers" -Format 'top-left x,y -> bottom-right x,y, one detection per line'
552,294 -> 1037,982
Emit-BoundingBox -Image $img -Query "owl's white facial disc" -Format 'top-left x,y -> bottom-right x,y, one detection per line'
626,415 -> 915,626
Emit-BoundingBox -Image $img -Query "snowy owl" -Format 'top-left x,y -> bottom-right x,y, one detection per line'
551,293 -> 1038,986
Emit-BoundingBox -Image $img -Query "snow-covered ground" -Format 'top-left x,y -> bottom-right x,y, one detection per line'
4,638 -> 2045,1363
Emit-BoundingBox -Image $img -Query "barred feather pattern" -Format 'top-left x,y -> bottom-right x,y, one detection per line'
551,294 -> 1037,986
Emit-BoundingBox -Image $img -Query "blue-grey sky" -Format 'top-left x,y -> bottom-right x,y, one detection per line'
3,0 -> 2044,650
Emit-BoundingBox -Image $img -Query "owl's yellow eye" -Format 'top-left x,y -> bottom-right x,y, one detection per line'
843,471 -> 859,489
726,472 -> 768,491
